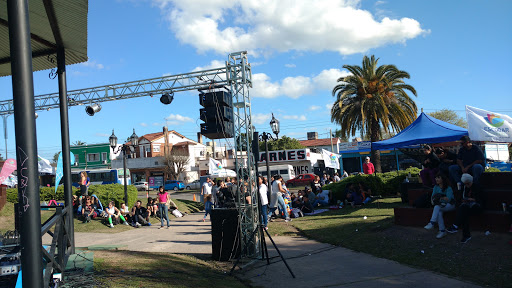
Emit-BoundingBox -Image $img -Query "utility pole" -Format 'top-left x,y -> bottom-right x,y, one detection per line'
330,129 -> 333,152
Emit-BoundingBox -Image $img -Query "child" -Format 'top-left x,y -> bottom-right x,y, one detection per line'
105,201 -> 129,228
146,197 -> 155,217
203,194 -> 213,222
120,202 -> 131,223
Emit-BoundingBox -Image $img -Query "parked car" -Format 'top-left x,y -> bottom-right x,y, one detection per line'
286,173 -> 316,187
163,180 -> 185,191
133,181 -> 148,191
185,180 -> 201,190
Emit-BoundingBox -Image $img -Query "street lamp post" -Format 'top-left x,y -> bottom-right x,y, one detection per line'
109,129 -> 139,204
258,113 -> 280,199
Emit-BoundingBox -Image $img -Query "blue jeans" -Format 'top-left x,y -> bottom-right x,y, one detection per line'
260,204 -> 268,227
449,164 -> 484,184
268,195 -> 289,219
158,203 -> 169,227
313,199 -> 329,207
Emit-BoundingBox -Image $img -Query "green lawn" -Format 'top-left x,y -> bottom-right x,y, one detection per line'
268,197 -> 512,288
93,250 -> 248,288
0,198 -> 204,234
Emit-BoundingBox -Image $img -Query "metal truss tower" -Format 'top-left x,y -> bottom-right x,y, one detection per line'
0,51 -> 260,259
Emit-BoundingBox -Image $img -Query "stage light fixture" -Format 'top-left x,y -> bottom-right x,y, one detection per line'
160,92 -> 174,105
85,103 -> 101,116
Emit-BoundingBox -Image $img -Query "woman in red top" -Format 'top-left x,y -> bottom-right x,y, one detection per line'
363,157 -> 375,174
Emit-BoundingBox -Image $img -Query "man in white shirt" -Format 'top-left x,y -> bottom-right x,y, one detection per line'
201,177 -> 213,202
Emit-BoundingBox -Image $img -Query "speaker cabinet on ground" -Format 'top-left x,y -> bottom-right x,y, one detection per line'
211,208 -> 240,261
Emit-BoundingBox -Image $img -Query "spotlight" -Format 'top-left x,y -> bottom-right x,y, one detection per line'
86,103 -> 102,116
160,92 -> 174,105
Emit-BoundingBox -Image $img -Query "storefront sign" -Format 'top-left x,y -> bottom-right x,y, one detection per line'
293,165 -> 310,175
339,141 -> 371,153
258,149 -> 310,164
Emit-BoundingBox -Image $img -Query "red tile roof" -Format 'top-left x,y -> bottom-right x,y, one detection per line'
299,138 -> 339,147
139,130 -> 188,143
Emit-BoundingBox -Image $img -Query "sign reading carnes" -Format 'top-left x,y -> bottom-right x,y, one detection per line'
258,149 -> 310,164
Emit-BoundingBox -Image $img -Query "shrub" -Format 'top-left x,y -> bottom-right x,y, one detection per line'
6,184 -> 136,207
484,167 -> 502,173
87,184 -> 138,208
323,167 -> 421,200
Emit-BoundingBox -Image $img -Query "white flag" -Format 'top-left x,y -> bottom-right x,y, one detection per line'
321,149 -> 340,169
38,155 -> 53,174
466,105 -> 512,142
209,158 -> 224,175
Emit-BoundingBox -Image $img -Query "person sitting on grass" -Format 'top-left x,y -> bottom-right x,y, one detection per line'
105,201 -> 129,228
300,193 -> 314,214
313,189 -> 330,207
131,200 -> 151,227
346,185 -> 364,207
81,196 -> 97,223
446,173 -> 486,243
423,173 -> 456,239
359,182 -> 374,204
203,194 -> 213,222
120,202 -> 131,222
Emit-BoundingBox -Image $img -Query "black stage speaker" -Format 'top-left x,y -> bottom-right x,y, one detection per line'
211,208 -> 240,261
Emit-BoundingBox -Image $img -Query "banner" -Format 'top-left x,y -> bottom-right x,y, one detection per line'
38,155 -> 53,174
54,152 -> 75,194
321,149 -> 340,169
0,158 -> 16,185
466,106 -> 512,142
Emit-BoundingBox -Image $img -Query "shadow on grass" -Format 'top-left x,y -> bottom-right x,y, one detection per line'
93,250 -> 248,288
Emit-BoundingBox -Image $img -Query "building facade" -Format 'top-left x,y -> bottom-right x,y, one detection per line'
70,143 -> 114,170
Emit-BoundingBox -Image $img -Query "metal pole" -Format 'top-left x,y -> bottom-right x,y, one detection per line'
7,0 -> 44,286
330,129 -> 333,152
123,146 -> 128,204
264,134 -> 271,200
57,48 -> 75,253
3,115 -> 7,159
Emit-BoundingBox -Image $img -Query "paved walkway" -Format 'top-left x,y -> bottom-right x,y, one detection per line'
61,212 -> 481,288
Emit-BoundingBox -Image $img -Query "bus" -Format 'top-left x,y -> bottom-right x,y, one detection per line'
71,168 -> 131,187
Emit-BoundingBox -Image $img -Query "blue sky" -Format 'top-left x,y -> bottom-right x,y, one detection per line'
0,0 -> 511,160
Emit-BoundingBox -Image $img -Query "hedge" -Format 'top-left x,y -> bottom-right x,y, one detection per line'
6,184 -> 137,207
323,167 -> 421,201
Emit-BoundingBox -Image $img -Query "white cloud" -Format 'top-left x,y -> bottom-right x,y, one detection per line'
309,105 -> 321,111
95,133 -> 110,137
252,68 -> 348,99
192,60 -> 225,72
152,122 -> 162,126
252,113 -> 271,125
140,122 -> 148,127
165,114 -> 194,122
80,60 -> 104,70
285,64 -> 296,68
282,115 -> 307,121
155,0 -> 428,55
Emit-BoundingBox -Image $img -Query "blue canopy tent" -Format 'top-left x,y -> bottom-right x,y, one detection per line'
372,112 -> 469,150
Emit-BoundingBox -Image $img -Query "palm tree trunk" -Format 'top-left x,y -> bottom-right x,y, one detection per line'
370,118 -> 382,173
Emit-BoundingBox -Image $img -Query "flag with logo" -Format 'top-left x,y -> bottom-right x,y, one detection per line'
209,158 -> 224,175
321,149 -> 341,169
55,152 -> 75,194
38,155 -> 53,174
466,105 -> 512,142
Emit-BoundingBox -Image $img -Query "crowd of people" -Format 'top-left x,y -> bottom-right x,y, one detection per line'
420,136 -> 489,243
73,171 -> 182,228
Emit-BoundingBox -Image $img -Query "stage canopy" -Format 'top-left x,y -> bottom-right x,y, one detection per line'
372,112 -> 468,151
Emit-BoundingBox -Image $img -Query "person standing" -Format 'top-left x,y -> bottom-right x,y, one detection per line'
270,175 -> 291,222
157,186 -> 170,229
449,136 -> 484,186
201,177 -> 213,202
363,157 -> 375,175
334,173 -> 340,182
258,176 -> 269,229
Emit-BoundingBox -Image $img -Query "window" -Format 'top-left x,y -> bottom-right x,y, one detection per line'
87,153 -> 100,162
145,146 -> 151,152
102,152 -> 108,161
279,169 -> 288,175
304,175 -> 312,179
153,146 -> 160,152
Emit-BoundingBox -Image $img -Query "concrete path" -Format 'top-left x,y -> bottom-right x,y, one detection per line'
60,212 -> 481,288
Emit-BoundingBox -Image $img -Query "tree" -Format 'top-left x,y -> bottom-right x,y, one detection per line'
427,109 -> 467,128
72,140 -> 86,146
332,130 -> 349,142
163,146 -> 190,180
331,55 -> 418,172
52,152 -> 60,165
258,135 -> 305,152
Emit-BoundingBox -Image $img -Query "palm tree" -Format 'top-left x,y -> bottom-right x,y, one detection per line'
331,55 -> 418,173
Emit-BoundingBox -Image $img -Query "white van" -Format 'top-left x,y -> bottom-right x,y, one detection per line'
258,164 -> 296,182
